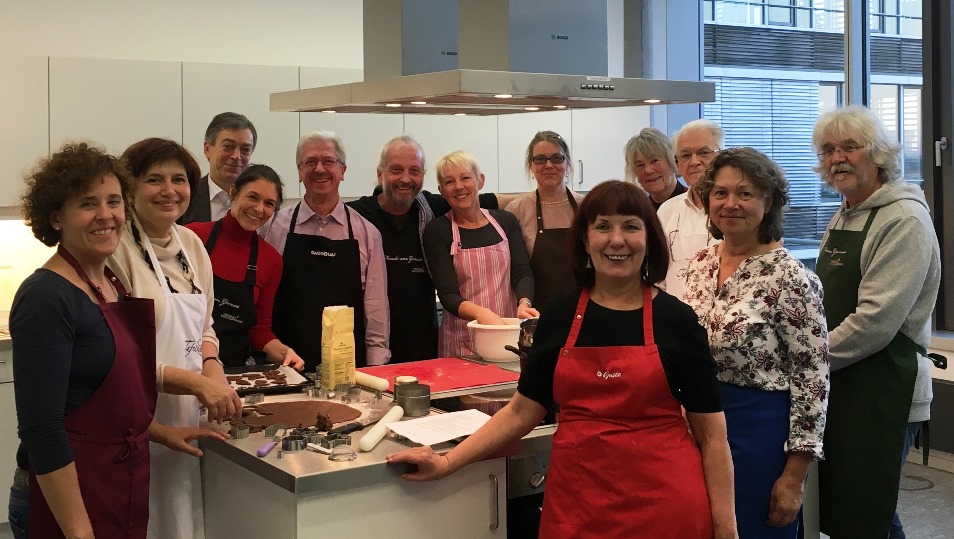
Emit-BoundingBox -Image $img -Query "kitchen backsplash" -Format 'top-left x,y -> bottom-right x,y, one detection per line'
0,218 -> 55,310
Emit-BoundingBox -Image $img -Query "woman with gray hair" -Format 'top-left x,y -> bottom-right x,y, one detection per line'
624,127 -> 685,210
684,147 -> 830,538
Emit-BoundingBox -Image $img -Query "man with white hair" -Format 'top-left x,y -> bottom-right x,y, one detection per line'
656,119 -> 724,301
812,105 -> 940,538
262,131 -> 390,369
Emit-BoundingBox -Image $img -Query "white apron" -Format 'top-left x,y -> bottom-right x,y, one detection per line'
139,222 -> 209,539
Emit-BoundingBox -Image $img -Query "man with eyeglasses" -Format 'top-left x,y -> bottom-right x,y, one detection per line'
656,119 -> 724,302
179,112 -> 257,224
347,136 -> 515,362
812,105 -> 940,539
261,131 -> 390,369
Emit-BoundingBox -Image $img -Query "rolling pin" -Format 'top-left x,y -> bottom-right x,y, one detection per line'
358,406 -> 404,452
354,371 -> 389,391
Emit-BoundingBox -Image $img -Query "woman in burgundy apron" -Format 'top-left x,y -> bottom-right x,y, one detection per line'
504,131 -> 583,312
389,181 -> 737,538
186,165 -> 304,370
11,144 -> 157,538
422,150 -> 538,358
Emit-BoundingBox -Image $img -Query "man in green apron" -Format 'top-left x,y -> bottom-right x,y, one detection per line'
812,105 -> 940,538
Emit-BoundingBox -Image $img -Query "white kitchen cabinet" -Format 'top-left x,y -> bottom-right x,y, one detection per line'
0,55 -> 49,207
299,67 -> 403,199
403,115 -> 499,192
1,344 -> 17,525
496,110 -> 573,194
182,63 -> 301,199
570,107 -> 651,191
49,57 -> 182,156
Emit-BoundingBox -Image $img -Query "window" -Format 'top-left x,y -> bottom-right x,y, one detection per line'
819,83 -> 842,114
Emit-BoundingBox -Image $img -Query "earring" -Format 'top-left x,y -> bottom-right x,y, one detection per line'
586,255 -> 592,269
52,224 -> 60,231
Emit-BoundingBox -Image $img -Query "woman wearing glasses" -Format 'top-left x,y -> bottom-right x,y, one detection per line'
625,127 -> 685,210
185,164 -> 304,370
684,148 -> 829,538
504,131 -> 583,312
423,150 -> 538,358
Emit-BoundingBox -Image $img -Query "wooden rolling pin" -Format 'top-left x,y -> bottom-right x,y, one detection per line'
354,371 -> 389,391
358,406 -> 404,452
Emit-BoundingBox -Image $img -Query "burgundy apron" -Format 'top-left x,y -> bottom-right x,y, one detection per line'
438,210 -> 517,357
541,286 -> 713,538
28,246 -> 157,538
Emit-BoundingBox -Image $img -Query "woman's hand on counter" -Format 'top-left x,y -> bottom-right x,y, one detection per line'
386,446 -> 454,482
149,422 -> 231,457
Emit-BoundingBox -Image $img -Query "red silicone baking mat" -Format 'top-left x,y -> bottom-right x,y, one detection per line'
358,357 -> 519,394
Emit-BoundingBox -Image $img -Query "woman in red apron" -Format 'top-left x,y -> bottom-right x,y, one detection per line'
390,181 -> 738,538
503,131 -> 583,313
12,143 -> 157,538
422,150 -> 539,358
186,164 -> 304,370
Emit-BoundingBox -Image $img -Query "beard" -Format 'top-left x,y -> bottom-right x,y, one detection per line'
383,182 -> 421,210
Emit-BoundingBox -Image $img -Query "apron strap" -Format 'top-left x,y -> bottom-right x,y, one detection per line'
860,206 -> 880,234
205,218 -> 258,286
534,187 -> 578,232
642,284 -> 654,347
565,288 -> 590,348
57,245 -> 128,304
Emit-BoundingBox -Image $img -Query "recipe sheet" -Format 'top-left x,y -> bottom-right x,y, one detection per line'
386,409 -> 492,446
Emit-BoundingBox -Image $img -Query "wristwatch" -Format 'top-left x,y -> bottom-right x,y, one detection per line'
203,356 -> 224,368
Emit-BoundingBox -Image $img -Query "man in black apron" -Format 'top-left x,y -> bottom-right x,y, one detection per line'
812,106 -> 940,538
263,132 -> 392,370
348,136 -> 507,362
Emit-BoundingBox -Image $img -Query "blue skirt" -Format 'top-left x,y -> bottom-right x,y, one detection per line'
720,382 -> 800,539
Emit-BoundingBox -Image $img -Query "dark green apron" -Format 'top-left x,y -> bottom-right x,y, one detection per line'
815,207 -> 918,538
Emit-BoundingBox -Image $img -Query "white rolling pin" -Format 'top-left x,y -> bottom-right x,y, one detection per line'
354,371 -> 389,391
359,406 -> 404,452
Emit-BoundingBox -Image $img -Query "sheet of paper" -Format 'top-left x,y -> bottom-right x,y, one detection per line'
387,409 -> 493,446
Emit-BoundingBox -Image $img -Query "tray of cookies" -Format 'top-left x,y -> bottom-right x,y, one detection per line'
225,365 -> 309,396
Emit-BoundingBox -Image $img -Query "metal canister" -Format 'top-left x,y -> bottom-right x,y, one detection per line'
396,383 -> 431,418
393,375 -> 418,401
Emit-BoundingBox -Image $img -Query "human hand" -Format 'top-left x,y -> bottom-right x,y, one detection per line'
475,309 -> 506,325
517,305 -> 539,319
196,376 -> 242,424
386,446 -> 454,481
152,424 -> 231,457
281,348 -> 305,371
767,473 -> 804,527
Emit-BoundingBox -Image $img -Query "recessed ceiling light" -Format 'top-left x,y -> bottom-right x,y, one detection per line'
524,107 -> 540,111
454,113 -> 467,116
385,103 -> 402,108
321,110 -> 336,113
644,99 -> 661,104
553,105 -> 567,109
410,101 -> 427,105
493,94 -> 513,99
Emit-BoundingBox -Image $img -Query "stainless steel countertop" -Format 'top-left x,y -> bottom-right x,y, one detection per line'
200,390 -> 555,494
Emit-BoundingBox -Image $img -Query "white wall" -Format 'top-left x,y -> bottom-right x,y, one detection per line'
0,0 -> 363,68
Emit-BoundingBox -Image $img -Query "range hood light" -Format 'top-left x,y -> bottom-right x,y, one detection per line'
454,112 -> 467,116
524,106 -> 540,111
553,105 -> 567,109
385,103 -> 402,108
493,94 -> 513,99
644,99 -> 661,104
410,101 -> 427,105
321,110 -> 336,113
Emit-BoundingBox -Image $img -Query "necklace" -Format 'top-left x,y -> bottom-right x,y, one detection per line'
539,198 -> 568,206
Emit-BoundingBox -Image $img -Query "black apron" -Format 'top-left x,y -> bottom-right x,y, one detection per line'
272,203 -> 367,371
203,219 -> 258,368
529,188 -> 579,312
379,206 -> 438,362
815,207 -> 918,538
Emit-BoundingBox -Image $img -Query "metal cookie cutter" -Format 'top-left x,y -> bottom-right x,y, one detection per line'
230,424 -> 250,439
244,393 -> 265,405
281,434 -> 307,453
343,385 -> 362,404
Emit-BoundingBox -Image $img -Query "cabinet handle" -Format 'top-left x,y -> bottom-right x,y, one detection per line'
578,160 -> 584,186
489,473 -> 499,531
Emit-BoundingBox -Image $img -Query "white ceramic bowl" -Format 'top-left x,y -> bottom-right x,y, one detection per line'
467,318 -> 522,362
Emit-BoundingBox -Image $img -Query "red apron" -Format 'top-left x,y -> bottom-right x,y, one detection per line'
29,246 -> 157,539
541,286 -> 714,538
438,210 -> 518,357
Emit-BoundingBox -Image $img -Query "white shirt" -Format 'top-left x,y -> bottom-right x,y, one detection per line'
208,177 -> 230,221
656,191 -> 718,302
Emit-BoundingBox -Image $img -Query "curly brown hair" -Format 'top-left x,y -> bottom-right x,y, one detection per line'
21,142 -> 131,247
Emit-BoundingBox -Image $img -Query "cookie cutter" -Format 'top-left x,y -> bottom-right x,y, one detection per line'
263,424 -> 285,439
244,393 -> 265,405
281,434 -> 307,453
230,424 -> 250,439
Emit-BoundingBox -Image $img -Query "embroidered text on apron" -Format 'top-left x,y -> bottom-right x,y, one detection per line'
136,221 -> 209,539
204,218 -> 258,367
272,203 -> 367,371
529,188 -> 578,312
29,246 -> 157,539
438,209 -> 517,358
541,286 -> 713,538
815,207 -> 918,538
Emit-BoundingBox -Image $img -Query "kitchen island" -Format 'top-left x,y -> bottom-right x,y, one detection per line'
200,392 -> 555,538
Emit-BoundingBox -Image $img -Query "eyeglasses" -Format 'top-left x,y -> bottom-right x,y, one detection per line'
298,157 -> 343,170
816,144 -> 864,160
675,148 -> 720,164
531,154 -> 567,165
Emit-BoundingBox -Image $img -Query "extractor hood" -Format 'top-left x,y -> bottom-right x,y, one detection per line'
270,0 -> 714,116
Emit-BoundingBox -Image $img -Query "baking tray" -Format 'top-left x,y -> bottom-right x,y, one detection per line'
225,364 -> 310,396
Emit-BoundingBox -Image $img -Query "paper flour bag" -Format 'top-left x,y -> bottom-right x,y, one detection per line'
320,305 -> 356,389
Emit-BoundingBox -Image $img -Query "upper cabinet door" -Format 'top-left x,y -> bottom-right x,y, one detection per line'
403,115 -> 499,193
182,63 -> 300,199
298,67 -> 403,200
497,110 -> 572,194
0,55 -> 49,207
49,57 -> 182,156
570,107 -> 650,191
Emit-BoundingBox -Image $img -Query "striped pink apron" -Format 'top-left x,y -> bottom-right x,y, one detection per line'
438,209 -> 518,357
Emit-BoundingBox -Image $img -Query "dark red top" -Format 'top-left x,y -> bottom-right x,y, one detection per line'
186,212 -> 283,350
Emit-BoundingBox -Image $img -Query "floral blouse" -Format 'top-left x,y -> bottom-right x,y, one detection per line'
684,246 -> 830,458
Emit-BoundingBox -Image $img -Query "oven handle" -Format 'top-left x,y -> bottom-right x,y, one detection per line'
489,473 -> 500,530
